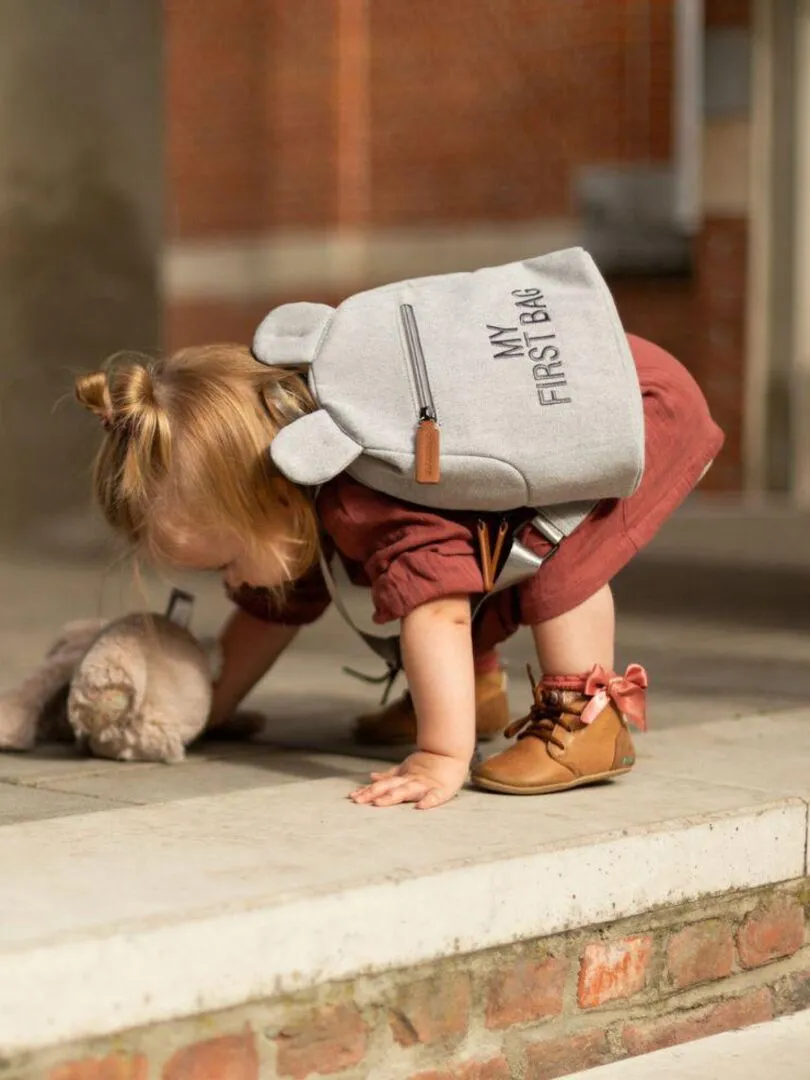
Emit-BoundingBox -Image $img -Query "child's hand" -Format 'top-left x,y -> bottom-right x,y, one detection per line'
352,594 -> 475,810
350,750 -> 469,810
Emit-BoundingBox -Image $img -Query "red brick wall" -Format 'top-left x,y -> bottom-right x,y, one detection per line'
692,218 -> 748,492
165,0 -> 338,238
166,0 -> 676,237
164,0 -> 749,491
705,0 -> 751,28
165,0 -> 267,237
369,0 -> 674,225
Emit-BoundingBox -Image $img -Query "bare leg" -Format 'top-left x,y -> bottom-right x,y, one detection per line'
531,584 -> 615,675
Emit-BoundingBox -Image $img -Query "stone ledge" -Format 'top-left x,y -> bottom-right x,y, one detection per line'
638,497 -> 810,572
0,714 -> 807,1058
4,879 -> 809,1079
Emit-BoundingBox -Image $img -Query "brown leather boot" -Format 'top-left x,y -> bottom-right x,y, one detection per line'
471,664 -> 647,795
353,667 -> 510,746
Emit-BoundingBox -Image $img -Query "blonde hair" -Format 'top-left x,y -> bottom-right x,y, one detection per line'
74,344 -> 319,579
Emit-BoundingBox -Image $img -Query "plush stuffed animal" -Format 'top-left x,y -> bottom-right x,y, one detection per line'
0,590 -> 240,763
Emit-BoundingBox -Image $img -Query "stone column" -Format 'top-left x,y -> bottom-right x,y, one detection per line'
0,1 -> 161,546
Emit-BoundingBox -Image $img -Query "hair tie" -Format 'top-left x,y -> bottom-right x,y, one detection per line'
100,410 -> 115,432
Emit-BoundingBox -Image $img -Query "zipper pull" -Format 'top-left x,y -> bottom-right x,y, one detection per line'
415,411 -> 441,484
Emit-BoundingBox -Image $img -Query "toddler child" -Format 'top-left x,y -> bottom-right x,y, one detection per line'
75,266 -> 722,810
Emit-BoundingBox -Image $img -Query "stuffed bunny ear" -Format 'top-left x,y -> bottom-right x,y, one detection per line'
252,302 -> 335,368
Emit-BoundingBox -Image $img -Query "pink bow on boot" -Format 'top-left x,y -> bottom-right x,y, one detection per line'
581,663 -> 649,731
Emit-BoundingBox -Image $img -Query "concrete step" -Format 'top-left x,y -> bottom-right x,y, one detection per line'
0,711 -> 806,1058
566,1011 -> 810,1079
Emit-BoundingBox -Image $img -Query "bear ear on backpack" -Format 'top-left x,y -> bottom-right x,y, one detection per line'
270,410 -> 362,486
252,302 -> 335,367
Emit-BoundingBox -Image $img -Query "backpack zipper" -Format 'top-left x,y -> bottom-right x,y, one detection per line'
400,303 -> 441,483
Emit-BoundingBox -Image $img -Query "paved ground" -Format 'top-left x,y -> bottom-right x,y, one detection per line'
1,501 -> 809,823
567,1012 -> 810,1079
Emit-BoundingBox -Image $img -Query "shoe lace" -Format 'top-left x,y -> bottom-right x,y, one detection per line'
503,666 -> 581,751
504,703 -> 578,751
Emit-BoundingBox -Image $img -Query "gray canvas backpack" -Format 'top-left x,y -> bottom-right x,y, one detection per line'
252,248 -> 645,688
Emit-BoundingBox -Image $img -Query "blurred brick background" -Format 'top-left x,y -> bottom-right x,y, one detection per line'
164,0 -> 751,491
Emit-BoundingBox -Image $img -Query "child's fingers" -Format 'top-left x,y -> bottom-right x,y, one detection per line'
348,767 -> 399,799
415,787 -> 449,810
350,775 -> 409,803
350,786 -> 385,803
349,778 -> 393,799
372,778 -> 429,807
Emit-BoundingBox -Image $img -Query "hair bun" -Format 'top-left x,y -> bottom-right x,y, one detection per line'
74,371 -> 114,429
116,363 -> 158,424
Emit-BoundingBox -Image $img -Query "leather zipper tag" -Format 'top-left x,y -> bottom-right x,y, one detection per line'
415,418 -> 441,484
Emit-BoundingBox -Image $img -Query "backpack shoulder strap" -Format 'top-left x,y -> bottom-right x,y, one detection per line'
532,502 -> 596,544
317,548 -> 403,700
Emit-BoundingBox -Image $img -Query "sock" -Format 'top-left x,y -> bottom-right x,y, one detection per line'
540,671 -> 591,694
473,650 -> 502,676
